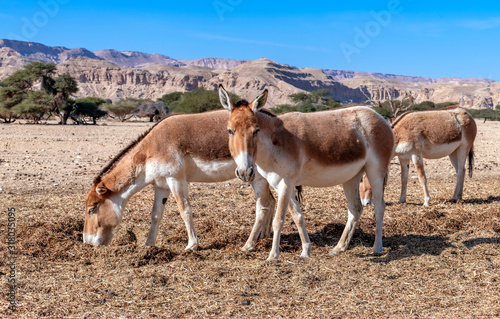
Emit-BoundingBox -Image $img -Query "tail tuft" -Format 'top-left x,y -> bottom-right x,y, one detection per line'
468,146 -> 474,178
295,186 -> 303,204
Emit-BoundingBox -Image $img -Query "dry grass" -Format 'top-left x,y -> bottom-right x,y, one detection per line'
0,120 -> 499,318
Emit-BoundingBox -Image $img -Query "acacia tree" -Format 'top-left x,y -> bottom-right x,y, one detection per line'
0,62 -> 57,123
274,89 -> 342,113
103,98 -> 150,122
15,91 -> 55,123
53,73 -> 79,124
0,62 -> 79,124
63,98 -> 107,125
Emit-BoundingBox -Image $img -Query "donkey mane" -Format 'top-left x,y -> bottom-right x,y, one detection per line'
391,111 -> 417,128
235,99 -> 249,107
93,114 -> 179,185
259,108 -> 277,118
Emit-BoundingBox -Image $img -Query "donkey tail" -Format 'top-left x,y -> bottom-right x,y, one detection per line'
295,185 -> 303,204
468,146 -> 474,178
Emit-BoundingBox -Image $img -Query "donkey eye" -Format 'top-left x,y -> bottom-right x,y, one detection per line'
88,207 -> 95,214
227,128 -> 234,135
253,128 -> 260,137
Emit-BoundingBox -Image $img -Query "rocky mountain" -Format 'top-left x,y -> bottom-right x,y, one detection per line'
0,39 -> 102,64
1,39 -> 499,109
54,58 -> 365,107
338,76 -> 500,109
0,47 -> 37,79
323,69 -> 495,85
180,58 -> 248,69
93,49 -> 184,68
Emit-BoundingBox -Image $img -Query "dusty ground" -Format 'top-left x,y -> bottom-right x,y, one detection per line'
0,119 -> 499,318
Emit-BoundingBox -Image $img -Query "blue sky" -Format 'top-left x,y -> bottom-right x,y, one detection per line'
1,0 -> 499,80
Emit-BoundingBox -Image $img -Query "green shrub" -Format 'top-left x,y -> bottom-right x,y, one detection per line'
273,89 -> 342,113
104,98 -> 151,121
158,92 -> 183,104
75,97 -> 106,106
15,91 -> 55,123
468,108 -> 500,121
372,107 -> 393,119
172,88 -> 239,114
411,101 -> 435,111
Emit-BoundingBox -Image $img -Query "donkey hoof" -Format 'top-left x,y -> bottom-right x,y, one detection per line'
240,245 -> 255,252
185,243 -> 199,251
329,249 -> 340,256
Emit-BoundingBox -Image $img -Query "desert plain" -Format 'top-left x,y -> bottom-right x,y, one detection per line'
0,118 -> 499,318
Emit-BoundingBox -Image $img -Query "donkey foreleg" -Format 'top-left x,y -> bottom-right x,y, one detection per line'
268,183 -> 294,260
167,178 -> 199,250
145,186 -> 171,246
241,177 -> 276,252
288,194 -> 311,258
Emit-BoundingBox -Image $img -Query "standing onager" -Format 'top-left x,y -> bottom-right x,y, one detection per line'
83,110 -> 276,249
360,106 -> 477,207
219,85 -> 394,260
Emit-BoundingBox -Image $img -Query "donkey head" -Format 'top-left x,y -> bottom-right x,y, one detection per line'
218,85 -> 268,182
83,180 -> 121,246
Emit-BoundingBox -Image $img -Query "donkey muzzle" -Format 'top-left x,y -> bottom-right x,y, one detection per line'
236,166 -> 255,182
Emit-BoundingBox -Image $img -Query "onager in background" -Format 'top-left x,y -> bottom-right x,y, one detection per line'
360,106 -> 477,207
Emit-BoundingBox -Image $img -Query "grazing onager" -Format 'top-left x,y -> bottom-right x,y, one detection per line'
360,106 -> 477,207
83,110 -> 276,249
219,85 -> 394,260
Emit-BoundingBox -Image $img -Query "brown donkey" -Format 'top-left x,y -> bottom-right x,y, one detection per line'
219,85 -> 394,260
83,110 -> 276,249
360,107 -> 477,207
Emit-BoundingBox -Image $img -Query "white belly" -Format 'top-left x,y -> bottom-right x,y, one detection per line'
298,160 -> 365,187
185,157 -> 236,182
422,141 -> 461,159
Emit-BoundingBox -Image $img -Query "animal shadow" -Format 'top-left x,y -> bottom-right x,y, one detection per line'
462,195 -> 500,205
309,223 -> 453,263
462,237 -> 500,248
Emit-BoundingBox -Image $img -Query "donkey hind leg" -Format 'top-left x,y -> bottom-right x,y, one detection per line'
167,178 -> 199,250
145,186 -> 171,246
330,172 -> 364,256
398,157 -> 411,204
288,193 -> 311,258
365,167 -> 386,255
449,147 -> 468,201
412,154 -> 431,207
241,176 -> 276,252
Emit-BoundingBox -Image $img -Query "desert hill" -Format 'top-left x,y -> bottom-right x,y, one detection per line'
1,39 -> 499,108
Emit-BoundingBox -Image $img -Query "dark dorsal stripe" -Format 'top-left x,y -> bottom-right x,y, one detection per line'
259,108 -> 277,118
391,111 -> 417,128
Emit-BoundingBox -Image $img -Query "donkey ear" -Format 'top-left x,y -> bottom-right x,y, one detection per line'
250,89 -> 268,113
96,184 -> 108,195
218,85 -> 234,111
